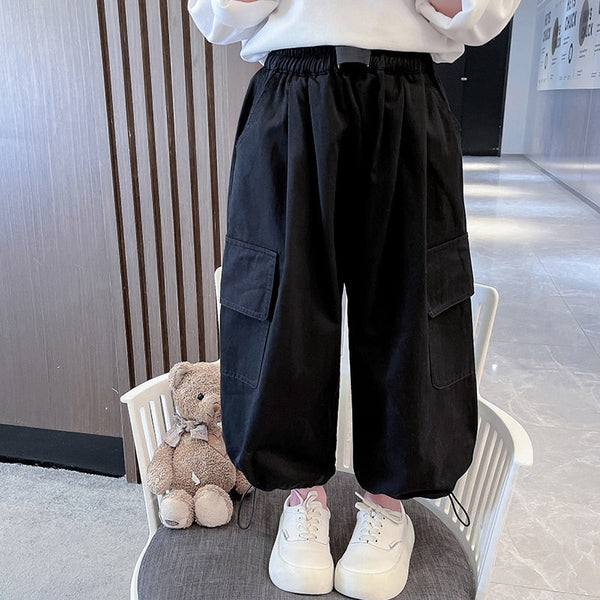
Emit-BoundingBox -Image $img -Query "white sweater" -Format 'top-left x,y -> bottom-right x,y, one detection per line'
188,0 -> 522,65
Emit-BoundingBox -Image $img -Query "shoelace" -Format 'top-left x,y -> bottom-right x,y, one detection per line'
291,490 -> 325,541
353,492 -> 404,543
353,490 -> 471,542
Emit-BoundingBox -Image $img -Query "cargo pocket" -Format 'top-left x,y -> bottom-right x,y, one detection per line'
219,235 -> 278,388
427,233 -> 476,389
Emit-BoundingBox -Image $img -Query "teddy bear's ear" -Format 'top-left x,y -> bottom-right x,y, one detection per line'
169,361 -> 195,389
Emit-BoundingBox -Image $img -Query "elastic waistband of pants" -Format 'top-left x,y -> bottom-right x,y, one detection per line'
264,45 -> 434,75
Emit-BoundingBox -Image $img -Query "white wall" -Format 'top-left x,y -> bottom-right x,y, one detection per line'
519,1 -> 600,209
501,0 -> 538,154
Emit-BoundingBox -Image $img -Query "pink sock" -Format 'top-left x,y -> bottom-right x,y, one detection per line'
364,491 -> 404,513
289,485 -> 328,508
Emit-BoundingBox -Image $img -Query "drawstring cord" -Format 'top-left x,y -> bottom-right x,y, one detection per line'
237,484 -> 257,529
449,492 -> 471,527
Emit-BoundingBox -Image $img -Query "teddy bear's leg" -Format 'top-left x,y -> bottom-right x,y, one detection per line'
159,489 -> 195,528
193,484 -> 233,527
234,469 -> 253,495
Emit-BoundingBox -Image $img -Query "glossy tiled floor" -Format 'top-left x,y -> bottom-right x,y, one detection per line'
463,156 -> 600,600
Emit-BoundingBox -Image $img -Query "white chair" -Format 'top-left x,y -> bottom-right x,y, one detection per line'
121,271 -> 532,600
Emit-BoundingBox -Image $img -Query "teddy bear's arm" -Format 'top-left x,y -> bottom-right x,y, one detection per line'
146,442 -> 175,495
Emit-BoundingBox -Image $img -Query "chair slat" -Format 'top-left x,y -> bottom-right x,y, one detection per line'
140,405 -> 158,465
475,447 -> 509,567
467,428 -> 498,547
471,433 -> 506,556
148,399 -> 165,448
161,393 -> 175,432
458,420 -> 490,533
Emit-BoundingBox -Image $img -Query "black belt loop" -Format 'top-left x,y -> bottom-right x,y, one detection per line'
335,45 -> 372,68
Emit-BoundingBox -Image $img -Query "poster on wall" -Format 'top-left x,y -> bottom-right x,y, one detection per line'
537,0 -> 600,89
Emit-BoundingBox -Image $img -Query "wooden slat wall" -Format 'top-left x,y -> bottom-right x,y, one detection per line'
98,0 -> 208,478
98,0 -> 213,384
97,0 -> 259,478
0,0 -> 259,480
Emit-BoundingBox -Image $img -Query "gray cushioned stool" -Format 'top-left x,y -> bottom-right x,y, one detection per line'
138,470 -> 475,600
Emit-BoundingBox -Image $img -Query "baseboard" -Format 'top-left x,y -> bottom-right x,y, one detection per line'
522,155 -> 600,215
0,424 -> 125,477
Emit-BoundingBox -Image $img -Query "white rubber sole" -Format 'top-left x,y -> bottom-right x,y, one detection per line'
334,516 -> 415,600
268,532 -> 334,595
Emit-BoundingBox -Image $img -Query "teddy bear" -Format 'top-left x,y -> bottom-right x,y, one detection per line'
146,360 -> 253,528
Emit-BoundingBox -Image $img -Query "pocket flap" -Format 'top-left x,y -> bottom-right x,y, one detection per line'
220,236 -> 277,321
427,233 -> 474,318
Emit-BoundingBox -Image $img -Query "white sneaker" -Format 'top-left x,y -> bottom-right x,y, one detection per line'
334,492 -> 415,600
268,489 -> 334,594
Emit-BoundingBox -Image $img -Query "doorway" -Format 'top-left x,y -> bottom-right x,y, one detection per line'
434,21 -> 513,156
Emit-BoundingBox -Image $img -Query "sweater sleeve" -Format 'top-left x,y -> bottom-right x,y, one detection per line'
188,0 -> 279,45
414,0 -> 522,46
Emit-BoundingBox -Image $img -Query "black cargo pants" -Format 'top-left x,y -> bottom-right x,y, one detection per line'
219,45 -> 478,501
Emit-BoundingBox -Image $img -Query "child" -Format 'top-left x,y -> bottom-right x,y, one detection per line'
189,1 -> 521,598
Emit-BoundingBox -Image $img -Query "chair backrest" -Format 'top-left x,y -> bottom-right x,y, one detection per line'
122,268 -> 226,537
471,283 -> 499,386
416,395 -> 532,599
121,374 -> 175,536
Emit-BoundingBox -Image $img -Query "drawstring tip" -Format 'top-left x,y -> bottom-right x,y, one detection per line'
449,492 -> 471,528
237,484 -> 257,529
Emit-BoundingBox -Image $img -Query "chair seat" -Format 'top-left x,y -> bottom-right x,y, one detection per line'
138,471 -> 475,600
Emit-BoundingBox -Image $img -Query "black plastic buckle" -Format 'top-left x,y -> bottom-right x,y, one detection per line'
335,46 -> 372,68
